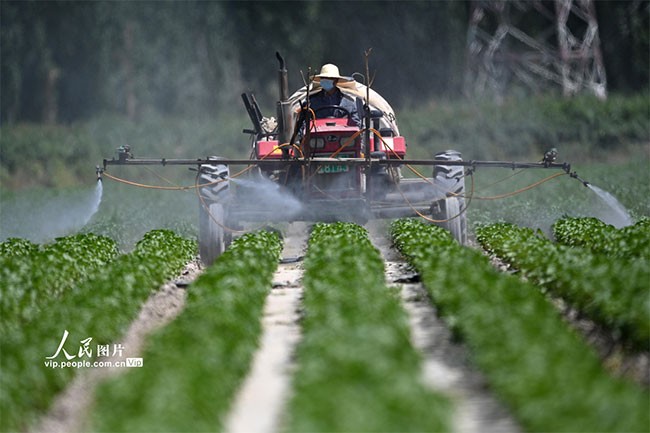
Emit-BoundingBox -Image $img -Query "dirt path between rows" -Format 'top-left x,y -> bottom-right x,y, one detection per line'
367,220 -> 521,433
31,261 -> 202,433
223,223 -> 307,433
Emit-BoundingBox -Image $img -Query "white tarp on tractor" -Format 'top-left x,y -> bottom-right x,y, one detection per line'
287,80 -> 400,136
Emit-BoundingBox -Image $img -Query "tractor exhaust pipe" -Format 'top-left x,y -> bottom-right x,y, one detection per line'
277,51 -> 289,102
276,52 -> 293,148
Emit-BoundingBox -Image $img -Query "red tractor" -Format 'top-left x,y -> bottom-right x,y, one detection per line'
195,53 -> 467,264
102,53 -> 571,265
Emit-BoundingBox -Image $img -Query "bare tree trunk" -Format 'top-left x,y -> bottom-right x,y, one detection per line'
122,21 -> 137,121
43,67 -> 60,124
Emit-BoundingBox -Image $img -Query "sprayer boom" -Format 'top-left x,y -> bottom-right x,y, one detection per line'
103,155 -> 570,172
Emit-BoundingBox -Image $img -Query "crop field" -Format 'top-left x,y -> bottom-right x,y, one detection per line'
2,7 -> 648,428
393,218 -> 649,432
1,205 -> 649,432
1,130 -> 649,432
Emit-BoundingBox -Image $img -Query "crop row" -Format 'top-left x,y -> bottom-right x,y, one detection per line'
1,234 -> 118,329
391,218 -> 649,432
476,222 -> 649,349
91,230 -> 282,432
1,230 -> 196,433
0,237 -> 39,257
286,222 -> 450,432
553,216 -> 650,259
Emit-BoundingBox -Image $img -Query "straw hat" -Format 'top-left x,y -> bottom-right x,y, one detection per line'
314,64 -> 352,82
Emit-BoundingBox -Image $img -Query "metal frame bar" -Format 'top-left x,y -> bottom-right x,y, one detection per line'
103,157 -> 570,172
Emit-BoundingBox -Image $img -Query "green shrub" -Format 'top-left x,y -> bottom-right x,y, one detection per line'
0,237 -> 38,257
399,93 -> 649,163
0,112 -> 250,189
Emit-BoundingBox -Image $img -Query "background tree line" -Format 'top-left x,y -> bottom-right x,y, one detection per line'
1,0 -> 648,125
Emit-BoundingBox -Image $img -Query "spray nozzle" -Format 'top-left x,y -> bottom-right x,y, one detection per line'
96,165 -> 103,182
570,171 -> 590,187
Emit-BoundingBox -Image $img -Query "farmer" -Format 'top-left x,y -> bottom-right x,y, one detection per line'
309,63 -> 362,127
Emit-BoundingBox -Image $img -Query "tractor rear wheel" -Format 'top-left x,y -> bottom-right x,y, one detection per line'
197,158 -> 231,266
431,150 -> 467,245
199,202 -> 231,267
437,196 -> 467,245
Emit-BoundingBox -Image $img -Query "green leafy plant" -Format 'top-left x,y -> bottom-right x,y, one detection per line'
92,230 -> 281,432
553,216 -> 650,259
392,218 -> 649,433
1,233 -> 119,330
477,222 -> 649,349
0,230 -> 196,432
0,237 -> 38,257
285,222 -> 451,433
